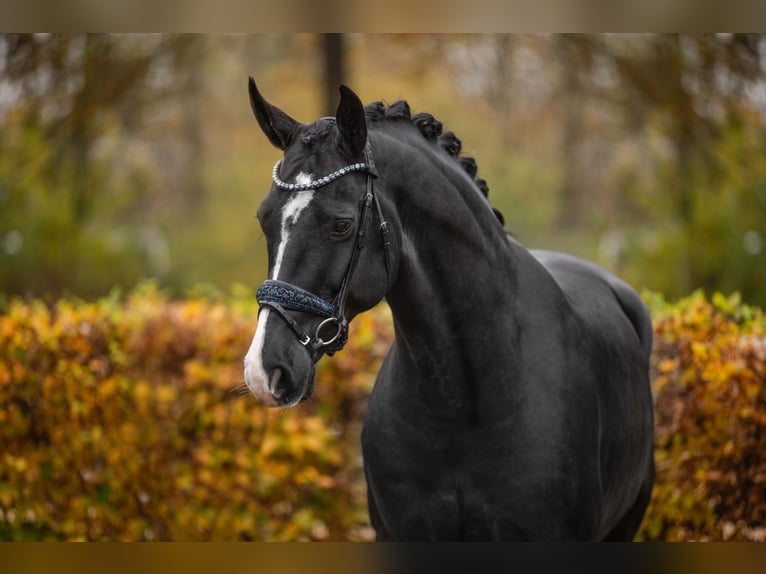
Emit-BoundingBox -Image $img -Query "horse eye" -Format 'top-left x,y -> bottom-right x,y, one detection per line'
332,219 -> 353,236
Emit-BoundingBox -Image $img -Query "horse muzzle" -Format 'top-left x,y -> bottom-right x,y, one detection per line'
244,307 -> 316,408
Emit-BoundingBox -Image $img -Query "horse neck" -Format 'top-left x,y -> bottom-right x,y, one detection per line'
375,131 -> 533,421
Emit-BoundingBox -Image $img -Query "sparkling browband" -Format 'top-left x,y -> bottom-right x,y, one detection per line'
272,159 -> 371,191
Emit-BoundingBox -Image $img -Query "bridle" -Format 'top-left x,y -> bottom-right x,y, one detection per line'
255,142 -> 392,361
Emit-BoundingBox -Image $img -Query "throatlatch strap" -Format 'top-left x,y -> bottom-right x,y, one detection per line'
256,280 -> 335,318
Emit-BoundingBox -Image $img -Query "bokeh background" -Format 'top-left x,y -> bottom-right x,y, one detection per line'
2,33 -> 765,305
1,34 -> 765,542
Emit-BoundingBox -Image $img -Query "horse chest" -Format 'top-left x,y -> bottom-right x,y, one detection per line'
362,406 -> 543,540
361,432 -> 559,540
361,374 -> 607,541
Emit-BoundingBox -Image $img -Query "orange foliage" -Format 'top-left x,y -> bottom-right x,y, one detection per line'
640,291 -> 766,541
0,283 -> 389,541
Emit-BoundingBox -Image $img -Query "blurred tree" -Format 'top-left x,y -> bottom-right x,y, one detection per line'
0,33 -> 206,297
1,35 -> 205,220
589,34 -> 766,299
526,34 -> 766,303
1,34 -> 764,306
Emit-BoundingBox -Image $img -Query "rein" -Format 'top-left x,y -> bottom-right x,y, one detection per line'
255,145 -> 391,360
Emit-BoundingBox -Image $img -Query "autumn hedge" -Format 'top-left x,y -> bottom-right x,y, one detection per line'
0,284 -> 764,541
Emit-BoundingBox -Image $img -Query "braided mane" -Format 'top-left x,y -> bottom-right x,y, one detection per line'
364,100 -> 505,227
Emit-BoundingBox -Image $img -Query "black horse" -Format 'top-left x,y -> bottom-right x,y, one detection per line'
243,77 -> 655,541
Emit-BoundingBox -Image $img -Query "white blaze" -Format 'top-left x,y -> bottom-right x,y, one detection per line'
271,187 -> 315,279
245,173 -> 314,401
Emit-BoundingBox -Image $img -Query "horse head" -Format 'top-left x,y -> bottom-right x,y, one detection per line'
244,78 -> 397,407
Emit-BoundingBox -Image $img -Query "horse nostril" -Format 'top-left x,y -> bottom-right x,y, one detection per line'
270,367 -> 293,402
268,367 -> 283,393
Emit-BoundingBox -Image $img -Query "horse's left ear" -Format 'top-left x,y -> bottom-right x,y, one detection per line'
336,85 -> 367,158
248,76 -> 300,150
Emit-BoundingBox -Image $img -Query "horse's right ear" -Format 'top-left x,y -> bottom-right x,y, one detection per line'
336,84 -> 367,158
248,76 -> 300,150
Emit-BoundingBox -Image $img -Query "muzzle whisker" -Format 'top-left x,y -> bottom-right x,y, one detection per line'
230,382 -> 251,396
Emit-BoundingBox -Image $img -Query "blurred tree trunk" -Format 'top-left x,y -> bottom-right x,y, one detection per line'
491,35 -> 514,137
174,36 -> 206,217
666,35 -> 697,293
555,36 -> 589,229
321,34 -> 345,116
70,34 -> 102,224
662,35 -> 696,227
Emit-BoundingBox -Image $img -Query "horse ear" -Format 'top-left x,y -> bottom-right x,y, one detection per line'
336,85 -> 367,158
248,76 -> 299,150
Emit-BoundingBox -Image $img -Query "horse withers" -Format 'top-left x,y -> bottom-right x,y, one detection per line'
243,77 -> 655,541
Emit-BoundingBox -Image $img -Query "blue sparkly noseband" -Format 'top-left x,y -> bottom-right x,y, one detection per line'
256,280 -> 335,319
